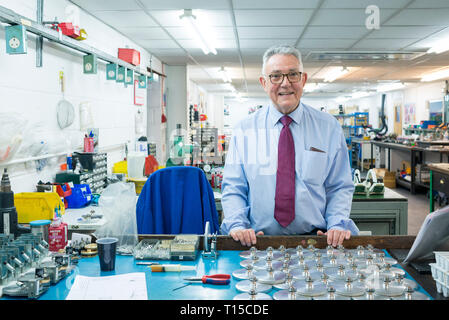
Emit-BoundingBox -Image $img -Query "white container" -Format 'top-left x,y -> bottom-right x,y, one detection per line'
430,263 -> 449,297
434,251 -> 449,270
127,152 -> 146,179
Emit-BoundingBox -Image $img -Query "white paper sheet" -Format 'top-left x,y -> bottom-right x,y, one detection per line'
66,272 -> 148,300
403,205 -> 449,264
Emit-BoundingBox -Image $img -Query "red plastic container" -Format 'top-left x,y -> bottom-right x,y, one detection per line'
48,220 -> 68,252
57,22 -> 81,39
118,48 -> 141,66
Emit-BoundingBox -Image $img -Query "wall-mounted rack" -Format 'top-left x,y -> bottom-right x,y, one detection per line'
0,4 -> 152,79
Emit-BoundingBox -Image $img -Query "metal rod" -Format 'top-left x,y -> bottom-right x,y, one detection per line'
36,0 -> 44,67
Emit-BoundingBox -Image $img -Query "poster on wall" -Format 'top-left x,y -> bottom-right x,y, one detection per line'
429,100 -> 443,125
404,103 -> 416,125
134,80 -> 145,106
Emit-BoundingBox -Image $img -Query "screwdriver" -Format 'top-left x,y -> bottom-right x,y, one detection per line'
150,264 -> 196,272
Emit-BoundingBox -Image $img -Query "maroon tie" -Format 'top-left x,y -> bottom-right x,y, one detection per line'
274,115 -> 295,227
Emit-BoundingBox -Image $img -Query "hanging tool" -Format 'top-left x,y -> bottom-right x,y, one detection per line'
172,274 -> 231,291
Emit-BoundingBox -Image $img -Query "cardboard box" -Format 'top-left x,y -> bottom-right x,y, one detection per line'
383,171 -> 396,189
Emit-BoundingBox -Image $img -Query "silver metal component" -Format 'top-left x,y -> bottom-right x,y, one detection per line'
333,277 -> 365,297
232,264 -> 254,280
295,276 -> 327,297
235,276 -> 272,293
273,285 -> 312,300
253,266 -> 286,284
313,286 -> 351,300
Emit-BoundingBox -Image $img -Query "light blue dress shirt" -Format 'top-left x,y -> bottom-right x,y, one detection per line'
220,102 -> 359,235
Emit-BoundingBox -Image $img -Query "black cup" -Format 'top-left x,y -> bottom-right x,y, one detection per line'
96,237 -> 118,271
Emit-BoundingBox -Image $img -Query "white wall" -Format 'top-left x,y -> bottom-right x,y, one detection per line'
0,0 -> 163,192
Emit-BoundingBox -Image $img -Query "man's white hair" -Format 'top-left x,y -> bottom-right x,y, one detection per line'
262,44 -> 304,75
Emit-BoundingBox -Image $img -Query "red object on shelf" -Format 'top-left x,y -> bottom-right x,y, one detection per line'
118,48 -> 141,66
57,22 -> 81,38
200,114 -> 207,121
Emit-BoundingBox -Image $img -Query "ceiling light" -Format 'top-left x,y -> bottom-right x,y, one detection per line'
179,9 -> 217,55
377,82 -> 405,92
304,82 -> 325,92
219,67 -> 232,83
427,38 -> 449,55
323,67 -> 349,82
421,68 -> 449,82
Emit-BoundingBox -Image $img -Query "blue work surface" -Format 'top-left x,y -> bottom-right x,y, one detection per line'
3,250 -> 433,300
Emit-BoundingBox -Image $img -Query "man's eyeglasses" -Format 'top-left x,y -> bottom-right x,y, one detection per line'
267,71 -> 302,84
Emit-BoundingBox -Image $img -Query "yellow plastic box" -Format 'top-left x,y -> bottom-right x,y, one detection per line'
14,192 -> 65,223
113,160 -> 127,174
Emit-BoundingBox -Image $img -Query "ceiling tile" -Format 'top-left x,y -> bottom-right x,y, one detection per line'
136,39 -> 180,49
117,27 -> 170,40
234,9 -> 313,26
138,0 -> 229,10
409,0 -> 449,8
71,0 -> 142,11
165,27 -> 235,40
321,0 -> 410,9
238,26 -> 304,39
311,8 -> 396,26
177,39 -> 237,49
385,9 -> 449,26
233,0 -> 320,9
239,39 -> 297,49
302,26 -> 367,39
298,38 -> 356,49
93,11 -> 158,27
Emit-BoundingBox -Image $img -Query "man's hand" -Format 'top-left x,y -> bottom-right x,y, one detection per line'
230,229 -> 264,247
317,229 -> 351,247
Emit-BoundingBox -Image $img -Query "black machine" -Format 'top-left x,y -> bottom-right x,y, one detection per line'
369,93 -> 388,139
0,168 -> 30,237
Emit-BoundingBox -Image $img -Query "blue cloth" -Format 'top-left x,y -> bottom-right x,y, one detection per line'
220,102 -> 359,236
136,166 -> 220,234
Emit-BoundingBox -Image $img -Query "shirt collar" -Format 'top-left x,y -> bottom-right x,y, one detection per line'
268,101 -> 304,128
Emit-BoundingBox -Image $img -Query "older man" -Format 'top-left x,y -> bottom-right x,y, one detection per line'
220,44 -> 358,247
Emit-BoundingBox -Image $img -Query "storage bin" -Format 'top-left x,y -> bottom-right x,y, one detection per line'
15,192 -> 65,223
113,160 -> 127,174
434,251 -> 449,270
430,263 -> 449,297
65,184 -> 92,208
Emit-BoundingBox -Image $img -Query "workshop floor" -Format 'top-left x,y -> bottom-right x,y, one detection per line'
392,186 -> 437,235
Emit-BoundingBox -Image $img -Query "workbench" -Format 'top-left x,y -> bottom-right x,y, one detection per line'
351,187 -> 408,235
2,236 -> 446,301
370,141 -> 449,194
427,163 -> 449,212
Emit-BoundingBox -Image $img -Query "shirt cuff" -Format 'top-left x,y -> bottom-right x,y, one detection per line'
327,216 -> 360,235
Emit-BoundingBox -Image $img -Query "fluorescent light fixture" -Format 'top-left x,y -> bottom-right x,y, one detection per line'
427,38 -> 449,54
377,82 -> 405,92
351,91 -> 372,99
304,82 -> 325,92
179,9 -> 217,55
219,66 -> 232,83
421,68 -> 449,82
323,67 -> 349,82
